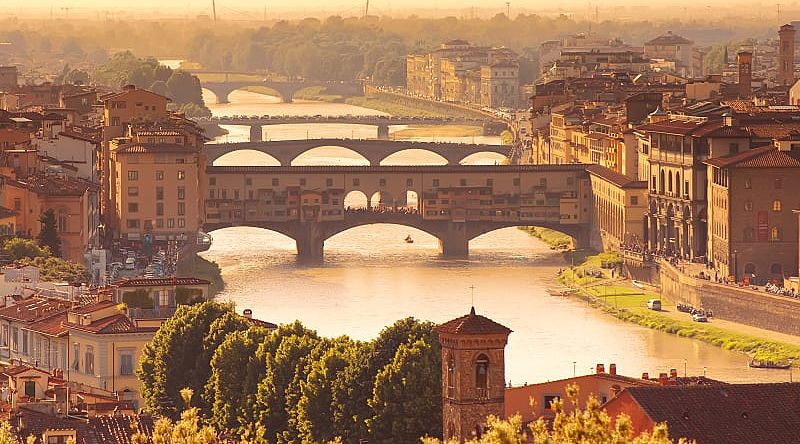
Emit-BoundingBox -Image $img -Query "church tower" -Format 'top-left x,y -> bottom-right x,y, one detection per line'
437,307 -> 512,442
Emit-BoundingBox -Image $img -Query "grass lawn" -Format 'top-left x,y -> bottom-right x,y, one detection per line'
561,252 -> 800,366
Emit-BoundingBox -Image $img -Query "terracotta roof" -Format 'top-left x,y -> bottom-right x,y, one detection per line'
586,164 -> 647,189
0,297 -> 70,323
114,143 -> 197,154
10,406 -> 97,444
71,300 -> 117,314
111,277 -> 211,288
28,312 -> 68,337
3,364 -> 51,377
636,119 -> 709,136
0,205 -> 17,219
691,123 -> 751,138
9,175 -> 97,197
704,145 -> 800,168
437,307 -> 512,335
89,415 -> 155,444
247,317 -> 278,330
67,313 -> 156,335
620,383 -> 800,444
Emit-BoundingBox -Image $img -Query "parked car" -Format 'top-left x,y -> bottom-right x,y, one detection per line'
647,299 -> 662,311
692,313 -> 708,322
124,257 -> 136,270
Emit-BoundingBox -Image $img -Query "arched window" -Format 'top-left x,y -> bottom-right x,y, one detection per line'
771,263 -> 783,274
668,171 -> 673,193
446,354 -> 456,397
743,227 -> 754,241
659,170 -> 665,193
773,200 -> 782,212
84,345 -> 94,375
475,354 -> 489,390
771,227 -> 781,241
675,172 -> 681,194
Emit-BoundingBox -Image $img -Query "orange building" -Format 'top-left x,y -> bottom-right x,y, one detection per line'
109,124 -> 205,246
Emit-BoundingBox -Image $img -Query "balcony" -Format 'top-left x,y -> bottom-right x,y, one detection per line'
476,387 -> 489,400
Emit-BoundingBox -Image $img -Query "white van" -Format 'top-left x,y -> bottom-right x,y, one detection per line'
647,299 -> 662,311
124,257 -> 136,270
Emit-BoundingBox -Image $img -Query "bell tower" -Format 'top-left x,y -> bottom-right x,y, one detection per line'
437,307 -> 512,442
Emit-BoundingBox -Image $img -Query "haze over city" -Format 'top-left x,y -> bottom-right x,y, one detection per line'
0,1 -> 797,443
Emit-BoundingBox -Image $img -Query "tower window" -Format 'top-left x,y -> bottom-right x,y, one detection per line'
475,354 -> 489,390
447,355 -> 456,398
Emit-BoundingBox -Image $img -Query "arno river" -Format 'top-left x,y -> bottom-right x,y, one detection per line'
199,89 -> 787,384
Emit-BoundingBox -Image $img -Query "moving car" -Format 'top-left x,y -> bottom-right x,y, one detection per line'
692,313 -> 708,322
647,299 -> 662,311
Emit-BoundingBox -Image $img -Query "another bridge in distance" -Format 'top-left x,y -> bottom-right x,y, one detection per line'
200,77 -> 364,104
204,139 -> 511,167
196,116 -> 506,141
203,164 -> 592,261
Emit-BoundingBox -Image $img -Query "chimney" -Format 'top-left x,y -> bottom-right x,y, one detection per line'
658,372 -> 669,385
242,308 -> 253,319
609,363 -> 617,375
123,84 -> 136,92
778,24 -> 797,86
737,51 -> 753,98
669,368 -> 678,379
596,363 -> 605,374
642,372 -> 650,380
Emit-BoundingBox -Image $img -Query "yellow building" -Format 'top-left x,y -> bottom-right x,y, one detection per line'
587,165 -> 648,250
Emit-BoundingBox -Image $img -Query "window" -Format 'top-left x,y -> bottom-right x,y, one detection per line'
543,395 -> 559,411
128,187 -> 139,196
111,117 -> 120,126
459,179 -> 467,186
539,178 -> 547,187
446,355 -> 455,397
178,218 -> 185,228
744,201 -> 753,212
775,178 -> 783,189
71,343 -> 79,371
127,219 -> 140,229
128,203 -> 138,213
58,210 -> 67,232
127,170 -> 138,181
178,202 -> 185,216
380,179 -> 387,187
155,170 -> 164,181
744,227 -> 754,241
486,179 -> 494,186
771,263 -> 783,274
13,198 -> 20,211
156,187 -> 164,200
22,330 -> 28,354
167,219 -> 175,228
406,178 -> 413,187
24,381 -> 35,398
178,187 -> 185,200
771,226 -> 781,241
156,203 -> 164,216
475,354 -> 489,390
300,178 -> 307,186
209,177 -> 216,186
272,178 -> 279,186
177,170 -> 185,180
156,219 -> 164,228
630,196 -> 639,205
120,351 -> 134,376
327,178 -> 334,187
729,142 -> 739,154
432,179 -> 440,187
743,178 -> 752,189
84,346 -> 94,375
245,178 -> 252,186
11,327 -> 17,352
773,200 -> 782,212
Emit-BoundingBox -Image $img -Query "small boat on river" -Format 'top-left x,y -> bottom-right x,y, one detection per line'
404,235 -> 414,244
749,359 -> 792,369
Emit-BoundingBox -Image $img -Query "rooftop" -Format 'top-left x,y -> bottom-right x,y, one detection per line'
586,164 -> 647,189
645,32 -> 693,46
437,307 -> 512,336
704,145 -> 800,169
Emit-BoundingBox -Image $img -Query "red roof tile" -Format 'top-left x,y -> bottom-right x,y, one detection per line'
437,307 -> 512,336
0,297 -> 70,323
66,314 -> 147,335
704,145 -> 800,168
619,383 -> 800,444
586,164 -> 648,189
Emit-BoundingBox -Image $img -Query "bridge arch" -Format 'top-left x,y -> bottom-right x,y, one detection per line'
380,149 -> 448,166
459,151 -> 509,165
213,149 -> 281,166
290,146 -> 371,166
344,190 -> 370,209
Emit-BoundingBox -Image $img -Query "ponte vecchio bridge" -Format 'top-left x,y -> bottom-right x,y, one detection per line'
202,164 -> 592,260
205,139 -> 511,167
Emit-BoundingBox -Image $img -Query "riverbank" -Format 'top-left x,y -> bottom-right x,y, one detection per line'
519,226 -> 574,249
177,253 -> 225,296
558,252 -> 800,367
345,96 -> 459,118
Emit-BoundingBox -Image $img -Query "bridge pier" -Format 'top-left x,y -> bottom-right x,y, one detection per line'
250,125 -> 263,142
438,222 -> 470,258
377,124 -> 390,140
294,222 -> 325,262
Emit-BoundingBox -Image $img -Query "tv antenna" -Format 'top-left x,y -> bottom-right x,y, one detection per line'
469,285 -> 476,307
212,0 -> 217,23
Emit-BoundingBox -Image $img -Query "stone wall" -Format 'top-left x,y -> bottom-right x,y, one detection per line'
659,261 -> 800,336
365,86 -> 496,121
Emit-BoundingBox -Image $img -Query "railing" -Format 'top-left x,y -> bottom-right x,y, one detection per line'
475,387 -> 489,400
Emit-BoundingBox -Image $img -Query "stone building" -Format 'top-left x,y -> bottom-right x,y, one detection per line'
437,307 -> 511,442
705,142 -> 800,282
643,32 -> 695,77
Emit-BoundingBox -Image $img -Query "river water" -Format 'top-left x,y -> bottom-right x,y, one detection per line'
199,89 -> 789,384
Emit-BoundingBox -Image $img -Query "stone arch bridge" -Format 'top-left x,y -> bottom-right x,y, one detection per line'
201,79 -> 364,104
205,139 -> 511,166
202,164 -> 592,261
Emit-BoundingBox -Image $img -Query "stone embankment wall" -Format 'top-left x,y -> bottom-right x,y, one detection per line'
659,261 -> 800,336
364,86 -> 498,121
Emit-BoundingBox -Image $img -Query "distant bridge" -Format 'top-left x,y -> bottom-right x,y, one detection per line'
203,164 -> 592,260
204,139 -> 511,166
197,116 -> 505,141
200,79 -> 364,104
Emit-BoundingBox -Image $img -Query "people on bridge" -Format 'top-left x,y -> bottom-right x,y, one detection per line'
345,206 -> 419,215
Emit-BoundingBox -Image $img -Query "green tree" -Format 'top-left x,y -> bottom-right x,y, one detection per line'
16,256 -> 90,284
367,338 -> 442,443
36,209 -> 61,258
167,71 -> 204,105
206,326 -> 273,432
133,388 -> 219,444
0,421 -> 22,444
2,238 -> 49,261
138,301 -> 250,418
